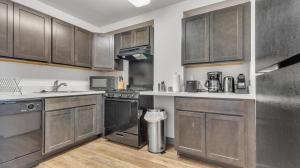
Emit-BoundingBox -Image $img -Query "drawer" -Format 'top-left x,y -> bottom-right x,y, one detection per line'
45,95 -> 97,111
106,131 -> 139,147
175,97 -> 246,116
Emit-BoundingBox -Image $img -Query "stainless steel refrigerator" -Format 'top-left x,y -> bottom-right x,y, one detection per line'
256,0 -> 300,167
256,56 -> 300,168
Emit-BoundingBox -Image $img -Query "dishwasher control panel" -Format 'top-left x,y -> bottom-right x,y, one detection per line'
21,101 -> 43,112
0,99 -> 43,115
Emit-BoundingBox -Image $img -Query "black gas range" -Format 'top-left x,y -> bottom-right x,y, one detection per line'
104,89 -> 153,148
104,89 -> 140,99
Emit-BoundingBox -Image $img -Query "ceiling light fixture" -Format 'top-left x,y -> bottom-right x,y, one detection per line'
128,0 -> 151,7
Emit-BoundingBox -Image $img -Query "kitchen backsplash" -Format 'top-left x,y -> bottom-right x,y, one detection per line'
184,62 -> 251,92
0,61 -> 126,94
0,60 -> 249,94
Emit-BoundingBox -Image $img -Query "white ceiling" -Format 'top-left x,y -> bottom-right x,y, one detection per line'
38,0 -> 185,27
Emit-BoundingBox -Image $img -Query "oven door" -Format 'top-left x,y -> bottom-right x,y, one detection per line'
105,98 -> 138,136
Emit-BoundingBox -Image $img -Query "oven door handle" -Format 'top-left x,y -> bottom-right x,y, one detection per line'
105,98 -> 138,103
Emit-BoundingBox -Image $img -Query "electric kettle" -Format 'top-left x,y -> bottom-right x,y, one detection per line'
223,76 -> 235,93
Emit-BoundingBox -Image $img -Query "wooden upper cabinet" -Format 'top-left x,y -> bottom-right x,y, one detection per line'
182,14 -> 210,64
210,5 -> 244,62
206,114 -> 245,167
114,33 -> 121,57
118,26 -> 151,50
75,27 -> 92,67
93,34 -> 114,69
13,3 -> 51,62
175,110 -> 206,158
0,0 -> 13,57
52,19 -> 75,65
120,31 -> 133,49
133,27 -> 150,47
182,4 -> 248,65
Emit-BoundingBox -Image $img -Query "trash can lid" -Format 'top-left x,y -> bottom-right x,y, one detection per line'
144,110 -> 167,122
147,108 -> 165,112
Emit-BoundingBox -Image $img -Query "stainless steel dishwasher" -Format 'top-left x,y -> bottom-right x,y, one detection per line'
0,99 -> 43,168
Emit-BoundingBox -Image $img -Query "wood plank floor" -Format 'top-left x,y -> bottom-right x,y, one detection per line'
37,138 -> 220,168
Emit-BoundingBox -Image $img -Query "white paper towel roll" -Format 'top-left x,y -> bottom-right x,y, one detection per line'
172,73 -> 180,92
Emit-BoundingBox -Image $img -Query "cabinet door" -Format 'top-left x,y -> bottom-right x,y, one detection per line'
182,14 -> 210,64
52,19 -> 75,65
14,4 -> 51,62
133,27 -> 150,47
75,105 -> 96,141
0,0 -> 13,57
114,33 -> 121,57
93,34 -> 114,69
120,31 -> 133,49
74,27 -> 92,67
175,110 -> 206,158
210,5 -> 244,62
44,109 -> 75,154
256,0 -> 300,71
206,114 -> 245,167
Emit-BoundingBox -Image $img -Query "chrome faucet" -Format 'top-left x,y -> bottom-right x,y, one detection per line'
52,80 -> 67,92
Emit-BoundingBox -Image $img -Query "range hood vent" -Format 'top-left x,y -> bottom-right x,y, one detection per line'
117,46 -> 152,61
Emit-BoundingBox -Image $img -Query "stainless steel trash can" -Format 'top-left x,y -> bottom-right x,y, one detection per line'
144,109 -> 167,153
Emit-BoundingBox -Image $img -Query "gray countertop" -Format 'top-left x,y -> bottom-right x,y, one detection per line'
140,91 -> 255,100
0,90 -> 255,101
0,91 -> 105,101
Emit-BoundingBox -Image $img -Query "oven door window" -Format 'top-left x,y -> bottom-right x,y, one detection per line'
105,99 -> 138,136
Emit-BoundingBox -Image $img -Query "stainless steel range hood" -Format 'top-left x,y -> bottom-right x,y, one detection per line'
117,46 -> 152,61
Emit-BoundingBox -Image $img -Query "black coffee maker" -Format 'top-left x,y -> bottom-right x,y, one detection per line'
205,72 -> 222,92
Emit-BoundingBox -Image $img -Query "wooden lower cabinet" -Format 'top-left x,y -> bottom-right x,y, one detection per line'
175,97 -> 253,168
44,106 -> 98,154
44,95 -> 100,154
44,109 -> 75,154
75,105 -> 97,141
206,114 -> 245,167
175,110 -> 206,158
44,106 -> 97,154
